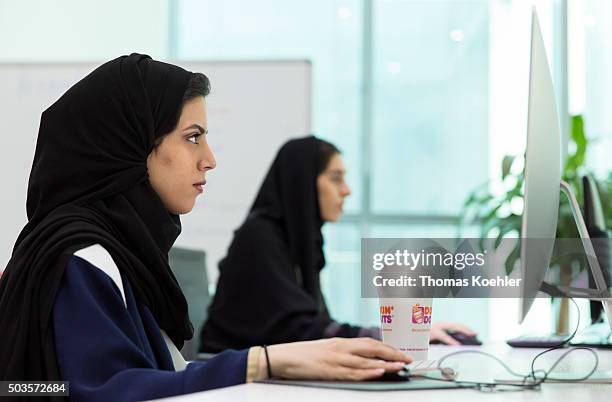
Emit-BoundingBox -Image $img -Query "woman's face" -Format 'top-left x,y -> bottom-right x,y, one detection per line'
317,153 -> 351,222
147,96 -> 216,214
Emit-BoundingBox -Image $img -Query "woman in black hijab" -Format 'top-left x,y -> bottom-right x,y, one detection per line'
0,54 -> 412,401
200,137 -> 477,352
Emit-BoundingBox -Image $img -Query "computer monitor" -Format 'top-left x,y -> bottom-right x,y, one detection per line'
583,175 -> 611,323
518,8 -> 561,323
519,8 -> 612,331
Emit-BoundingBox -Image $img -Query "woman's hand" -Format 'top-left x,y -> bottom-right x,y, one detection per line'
429,322 -> 477,345
259,337 -> 412,381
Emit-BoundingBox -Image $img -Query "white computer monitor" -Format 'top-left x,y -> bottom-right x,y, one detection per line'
518,8 -> 561,323
519,8 -> 612,329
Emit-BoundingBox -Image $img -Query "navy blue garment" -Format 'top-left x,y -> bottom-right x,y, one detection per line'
53,254 -> 247,402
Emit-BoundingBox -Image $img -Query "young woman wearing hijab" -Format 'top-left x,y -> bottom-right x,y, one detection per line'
0,54 -> 412,402
200,137 -> 477,353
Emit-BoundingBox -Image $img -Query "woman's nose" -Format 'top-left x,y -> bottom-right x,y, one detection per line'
341,183 -> 351,197
199,145 -> 217,171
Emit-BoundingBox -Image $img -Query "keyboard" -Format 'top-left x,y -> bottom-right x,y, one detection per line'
570,332 -> 612,349
405,359 -> 456,379
406,359 -> 439,372
508,326 -> 612,349
506,335 -> 569,348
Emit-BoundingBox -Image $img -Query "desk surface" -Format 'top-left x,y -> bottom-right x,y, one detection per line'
148,343 -> 612,402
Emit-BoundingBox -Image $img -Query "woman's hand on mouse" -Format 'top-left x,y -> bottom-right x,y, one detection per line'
429,322 -> 477,345
258,337 -> 412,381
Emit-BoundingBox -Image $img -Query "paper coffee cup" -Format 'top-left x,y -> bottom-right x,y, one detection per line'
379,297 -> 433,360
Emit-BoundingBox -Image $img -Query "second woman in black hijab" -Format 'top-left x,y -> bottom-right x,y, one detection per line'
200,137 -> 477,352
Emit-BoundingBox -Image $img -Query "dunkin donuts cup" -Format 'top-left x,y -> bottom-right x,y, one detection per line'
379,297 -> 433,360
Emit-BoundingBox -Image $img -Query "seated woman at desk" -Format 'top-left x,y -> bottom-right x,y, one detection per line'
200,137 -> 477,353
0,54 -> 412,402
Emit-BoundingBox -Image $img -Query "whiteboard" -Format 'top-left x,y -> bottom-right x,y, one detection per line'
0,61 -> 311,283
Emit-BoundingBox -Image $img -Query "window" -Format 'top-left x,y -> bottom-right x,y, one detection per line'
371,0 -> 489,215
568,0 -> 612,175
175,1 -> 541,337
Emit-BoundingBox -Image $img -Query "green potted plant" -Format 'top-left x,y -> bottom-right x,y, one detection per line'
460,115 -> 611,334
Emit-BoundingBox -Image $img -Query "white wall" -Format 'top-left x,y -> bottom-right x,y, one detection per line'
0,0 -> 172,266
0,0 -> 170,62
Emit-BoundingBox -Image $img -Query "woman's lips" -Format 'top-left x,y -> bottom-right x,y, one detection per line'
193,181 -> 206,193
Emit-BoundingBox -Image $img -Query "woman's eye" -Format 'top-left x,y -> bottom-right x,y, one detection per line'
187,133 -> 201,144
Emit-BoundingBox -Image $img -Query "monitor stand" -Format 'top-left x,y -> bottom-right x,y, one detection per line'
508,181 -> 612,348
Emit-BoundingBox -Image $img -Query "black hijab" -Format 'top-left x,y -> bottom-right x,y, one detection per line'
250,136 -> 326,299
0,54 -> 195,384
200,136 -> 345,352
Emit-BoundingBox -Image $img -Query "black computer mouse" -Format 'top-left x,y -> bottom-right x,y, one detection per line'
376,369 -> 410,382
445,329 -> 482,345
374,366 -> 456,381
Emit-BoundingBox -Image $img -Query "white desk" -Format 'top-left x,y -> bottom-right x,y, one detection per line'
149,343 -> 612,402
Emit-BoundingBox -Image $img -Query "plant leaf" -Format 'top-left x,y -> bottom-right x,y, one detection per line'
502,155 -> 515,180
571,115 -> 587,168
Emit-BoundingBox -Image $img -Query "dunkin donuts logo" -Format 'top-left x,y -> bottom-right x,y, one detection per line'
380,305 -> 394,324
411,303 -> 432,324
